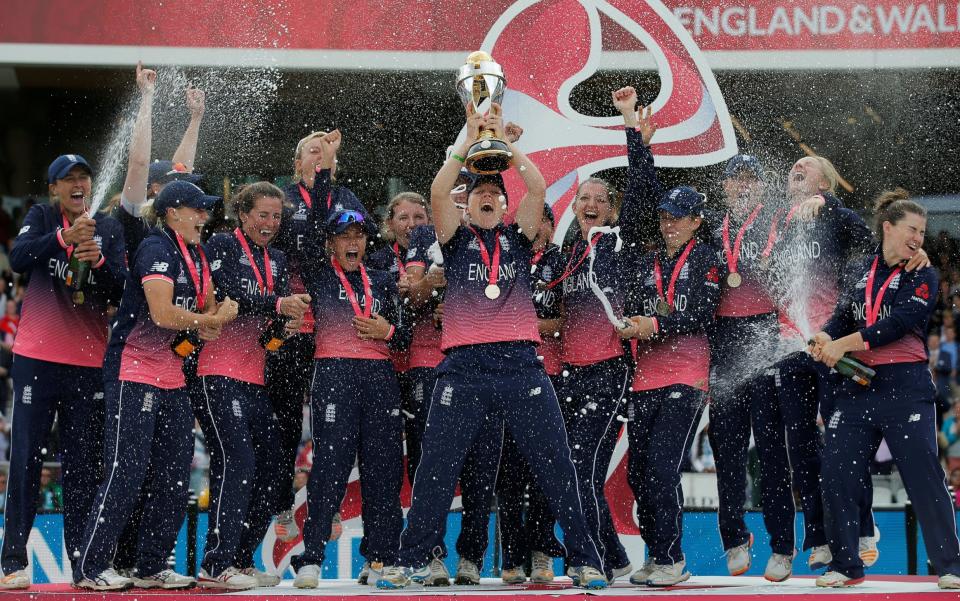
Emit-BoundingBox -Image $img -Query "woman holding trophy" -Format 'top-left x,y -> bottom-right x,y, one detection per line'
376,87 -> 607,589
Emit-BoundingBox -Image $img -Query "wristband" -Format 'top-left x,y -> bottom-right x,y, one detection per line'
451,153 -> 466,164
385,324 -> 396,341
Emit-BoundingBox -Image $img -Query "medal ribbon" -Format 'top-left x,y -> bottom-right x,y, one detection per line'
546,233 -> 603,290
332,258 -> 373,318
298,182 -> 334,210
722,204 -> 762,274
173,231 -> 211,312
865,255 -> 902,327
761,203 -> 802,257
391,242 -> 407,277
61,212 -> 75,259
653,238 -> 697,309
234,228 -> 274,295
466,226 -> 501,292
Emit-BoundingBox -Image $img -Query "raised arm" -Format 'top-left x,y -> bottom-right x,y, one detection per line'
171,87 -> 205,170
120,63 -> 157,208
490,106 -> 546,241
615,87 -> 662,247
432,105 -> 484,244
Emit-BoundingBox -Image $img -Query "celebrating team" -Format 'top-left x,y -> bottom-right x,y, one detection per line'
1,63 -> 957,592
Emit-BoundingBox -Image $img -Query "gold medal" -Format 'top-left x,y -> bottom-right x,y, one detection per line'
484,284 -> 501,300
655,298 -> 672,316
726,272 -> 742,288
72,290 -> 85,305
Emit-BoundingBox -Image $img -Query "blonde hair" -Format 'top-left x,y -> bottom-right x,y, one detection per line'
810,156 -> 840,195
139,199 -> 162,226
380,192 -> 429,242
574,177 -> 621,223
293,131 -> 329,180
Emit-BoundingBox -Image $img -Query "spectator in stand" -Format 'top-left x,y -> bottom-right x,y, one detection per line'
0,300 -> 19,349
950,469 -> 960,507
293,468 -> 309,493
0,472 -> 7,511
0,198 -> 12,249
37,468 -> 62,511
942,402 -> 960,472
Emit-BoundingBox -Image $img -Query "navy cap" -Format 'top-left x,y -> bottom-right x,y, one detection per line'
154,180 -> 220,214
466,173 -> 508,204
326,209 -> 374,236
148,160 -> 203,186
48,154 -> 93,182
659,186 -> 706,218
723,154 -> 763,179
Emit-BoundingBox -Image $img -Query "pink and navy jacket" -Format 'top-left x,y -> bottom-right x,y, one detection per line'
404,224 -> 445,369
106,227 -> 210,389
197,230 -> 290,386
624,240 -> 722,392
822,253 -> 937,368
765,192 -> 874,336
10,203 -> 126,368
531,243 -> 565,376
276,170 -> 367,335
438,223 -> 539,351
558,127 -> 661,366
368,239 -> 415,372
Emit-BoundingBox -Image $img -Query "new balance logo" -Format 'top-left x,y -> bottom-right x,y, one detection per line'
670,391 -> 682,399
21,386 -> 32,405
151,261 -> 169,273
908,413 -> 921,423
93,392 -> 104,400
211,260 -> 222,271
325,404 -> 336,423
18,225 -> 29,235
528,387 -> 541,397
142,392 -> 154,413
828,411 -> 841,429
440,385 -> 454,406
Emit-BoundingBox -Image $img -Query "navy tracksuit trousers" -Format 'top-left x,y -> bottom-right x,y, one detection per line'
495,375 -> 566,570
627,385 -> 705,564
558,356 -> 631,573
265,333 -> 314,514
195,376 -> 283,575
1,356 -> 105,575
290,358 -> 404,570
74,380 -> 194,581
398,343 -> 603,571
404,366 -> 500,568
822,363 -> 960,579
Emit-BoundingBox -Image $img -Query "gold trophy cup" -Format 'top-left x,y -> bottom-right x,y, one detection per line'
456,51 -> 511,174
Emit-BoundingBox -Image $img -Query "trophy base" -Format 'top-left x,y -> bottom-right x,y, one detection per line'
466,138 -> 511,174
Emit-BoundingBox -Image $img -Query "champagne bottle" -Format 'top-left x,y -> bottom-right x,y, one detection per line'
171,330 -> 203,358
259,317 -> 289,352
834,355 -> 876,387
65,253 -> 91,304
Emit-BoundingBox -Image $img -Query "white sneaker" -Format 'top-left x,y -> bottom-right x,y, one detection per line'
293,564 -> 321,589
132,569 -> 195,589
572,565 -> 608,589
611,562 -> 633,581
74,568 -> 133,591
530,551 -> 555,584
377,565 -> 429,590
240,567 -> 280,587
859,536 -> 879,567
816,571 -> 864,587
358,561 -> 384,585
274,509 -> 299,542
455,557 -> 480,585
647,560 -> 690,587
198,567 -> 258,590
808,544 -> 832,570
423,558 -> 450,586
939,574 -> 960,589
764,552 -> 795,582
725,535 -> 753,576
501,565 -> 526,584
629,558 -> 654,585
0,570 -> 30,590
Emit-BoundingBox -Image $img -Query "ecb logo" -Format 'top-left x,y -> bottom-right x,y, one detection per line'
461,0 -> 736,242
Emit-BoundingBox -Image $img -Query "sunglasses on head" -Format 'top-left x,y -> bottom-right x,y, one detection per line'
336,210 -> 365,225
